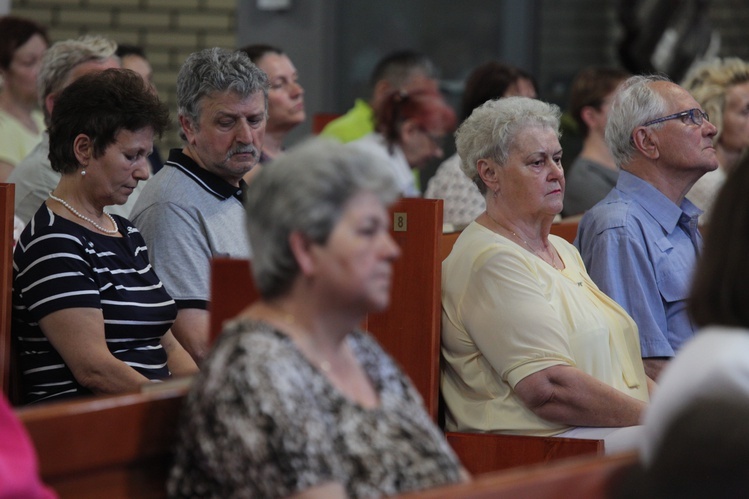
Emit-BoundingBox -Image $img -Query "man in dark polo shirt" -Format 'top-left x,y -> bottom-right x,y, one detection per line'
131,47 -> 268,363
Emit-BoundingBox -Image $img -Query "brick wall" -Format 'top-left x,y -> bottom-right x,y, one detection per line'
10,0 -> 238,150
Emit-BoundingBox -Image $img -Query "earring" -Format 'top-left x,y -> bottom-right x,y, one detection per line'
81,169 -> 86,176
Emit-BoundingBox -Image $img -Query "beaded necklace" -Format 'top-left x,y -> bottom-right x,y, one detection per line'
48,192 -> 118,235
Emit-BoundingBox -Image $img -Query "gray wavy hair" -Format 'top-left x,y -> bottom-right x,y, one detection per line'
176,47 -> 268,140
244,138 -> 400,299
455,96 -> 561,194
38,35 -> 118,126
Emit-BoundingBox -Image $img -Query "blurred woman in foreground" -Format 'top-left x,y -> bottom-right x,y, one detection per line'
169,139 -> 466,498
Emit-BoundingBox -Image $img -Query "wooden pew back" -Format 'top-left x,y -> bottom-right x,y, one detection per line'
367,198 -> 443,419
396,451 -> 637,499
17,384 -> 188,499
1,183 -> 15,399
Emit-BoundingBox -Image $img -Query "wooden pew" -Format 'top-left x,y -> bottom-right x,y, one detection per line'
550,216 -> 581,244
440,230 -> 461,262
208,198 -> 601,475
396,451 -> 638,499
1,183 -> 15,399
17,383 -> 189,499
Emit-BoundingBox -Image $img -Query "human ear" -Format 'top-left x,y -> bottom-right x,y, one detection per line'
632,127 -> 660,160
477,158 -> 500,194
289,231 -> 317,276
179,115 -> 198,145
72,134 -> 93,166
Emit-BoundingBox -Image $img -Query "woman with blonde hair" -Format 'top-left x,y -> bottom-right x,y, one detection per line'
682,57 -> 749,221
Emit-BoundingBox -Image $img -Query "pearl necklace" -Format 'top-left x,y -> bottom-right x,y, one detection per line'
485,211 -> 562,270
48,192 -> 118,235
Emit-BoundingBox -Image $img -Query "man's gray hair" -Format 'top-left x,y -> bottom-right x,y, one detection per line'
244,138 -> 400,300
38,35 -> 118,125
177,47 -> 269,139
455,96 -> 561,194
605,74 -> 671,168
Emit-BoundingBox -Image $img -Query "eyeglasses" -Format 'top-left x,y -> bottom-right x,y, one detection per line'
641,108 -> 710,128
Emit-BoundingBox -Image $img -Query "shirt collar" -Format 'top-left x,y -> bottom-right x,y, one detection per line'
616,170 -> 702,234
164,148 -> 246,202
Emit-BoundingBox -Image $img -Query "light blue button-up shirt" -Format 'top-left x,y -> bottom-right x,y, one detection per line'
575,170 -> 702,358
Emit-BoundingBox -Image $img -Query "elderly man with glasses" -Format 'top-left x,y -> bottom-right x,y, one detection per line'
575,75 -> 719,381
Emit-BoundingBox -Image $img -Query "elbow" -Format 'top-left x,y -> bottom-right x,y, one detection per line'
72,365 -> 111,394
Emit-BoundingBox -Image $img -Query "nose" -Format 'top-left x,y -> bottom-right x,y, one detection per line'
547,158 -> 564,179
703,118 -> 718,137
135,158 -> 150,181
382,232 -> 402,261
291,80 -> 304,98
236,119 -> 254,144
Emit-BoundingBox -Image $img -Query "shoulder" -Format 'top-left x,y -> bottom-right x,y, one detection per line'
578,189 -> 640,234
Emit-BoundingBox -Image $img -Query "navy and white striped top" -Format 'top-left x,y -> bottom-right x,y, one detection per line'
12,205 -> 178,404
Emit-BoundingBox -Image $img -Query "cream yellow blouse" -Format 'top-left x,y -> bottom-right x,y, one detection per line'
441,222 -> 649,436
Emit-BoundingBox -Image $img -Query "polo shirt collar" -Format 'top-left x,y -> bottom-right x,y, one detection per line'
616,170 -> 702,234
164,148 -> 246,202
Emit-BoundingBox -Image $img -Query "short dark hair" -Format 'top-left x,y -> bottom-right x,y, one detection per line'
0,15 -> 49,71
369,49 -> 437,89
237,43 -> 283,64
115,43 -> 147,60
48,68 -> 170,175
460,61 -> 536,121
689,153 -> 749,329
569,66 -> 629,136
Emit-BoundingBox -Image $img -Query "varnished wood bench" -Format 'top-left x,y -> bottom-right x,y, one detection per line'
17,382 -> 189,499
396,450 -> 638,498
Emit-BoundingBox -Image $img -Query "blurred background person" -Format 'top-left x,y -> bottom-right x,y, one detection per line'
116,43 -> 164,174
682,57 -> 749,222
239,44 -> 305,169
0,15 -> 48,181
321,49 -> 439,143
425,61 -> 537,228
12,69 -> 196,405
348,90 -> 455,197
563,67 -> 630,217
169,139 -> 466,497
8,35 -> 122,226
442,97 -> 650,451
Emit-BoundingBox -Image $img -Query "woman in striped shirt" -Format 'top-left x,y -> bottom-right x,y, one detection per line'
12,68 -> 197,404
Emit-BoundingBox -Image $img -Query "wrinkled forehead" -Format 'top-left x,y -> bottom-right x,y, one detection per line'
197,89 -> 266,116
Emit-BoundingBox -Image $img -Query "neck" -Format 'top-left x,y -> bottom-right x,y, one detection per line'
52,177 -> 104,217
579,134 -> 617,171
624,162 -> 699,206
483,207 -> 554,249
0,90 -> 39,130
